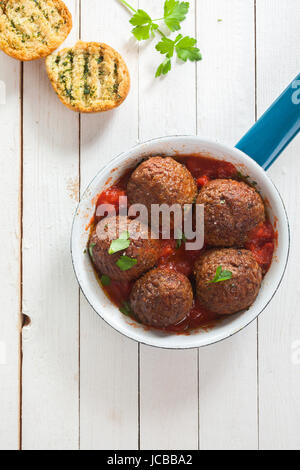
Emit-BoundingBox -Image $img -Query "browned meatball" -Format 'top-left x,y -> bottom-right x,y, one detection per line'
127,156 -> 197,213
196,179 -> 265,247
130,267 -> 193,328
89,216 -> 160,282
194,248 -> 262,315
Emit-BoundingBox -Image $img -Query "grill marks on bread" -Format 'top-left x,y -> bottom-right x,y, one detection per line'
0,0 -> 72,60
46,41 -> 130,113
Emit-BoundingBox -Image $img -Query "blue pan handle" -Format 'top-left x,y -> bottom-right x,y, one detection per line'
236,73 -> 300,170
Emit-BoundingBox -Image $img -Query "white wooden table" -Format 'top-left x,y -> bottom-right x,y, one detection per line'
0,0 -> 299,451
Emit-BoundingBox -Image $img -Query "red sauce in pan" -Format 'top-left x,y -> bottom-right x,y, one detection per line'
90,155 -> 276,334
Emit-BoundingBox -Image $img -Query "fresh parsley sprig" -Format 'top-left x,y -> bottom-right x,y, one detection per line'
119,0 -> 202,77
209,266 -> 233,284
155,34 -> 201,77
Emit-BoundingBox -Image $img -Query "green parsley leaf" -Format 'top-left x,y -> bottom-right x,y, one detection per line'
130,9 -> 159,40
130,9 -> 152,26
89,243 -> 96,260
164,0 -> 189,32
108,231 -> 130,255
119,301 -> 133,316
155,37 -> 175,58
176,232 -> 187,249
101,275 -> 111,287
155,34 -> 201,76
209,266 -> 233,284
131,24 -> 150,40
116,255 -> 138,271
176,239 -> 182,249
155,58 -> 172,77
175,35 -> 202,62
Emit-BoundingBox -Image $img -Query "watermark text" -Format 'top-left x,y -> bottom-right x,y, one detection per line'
0,341 -> 7,365
0,80 -> 6,105
291,340 -> 300,365
292,79 -> 300,106
95,197 -> 204,250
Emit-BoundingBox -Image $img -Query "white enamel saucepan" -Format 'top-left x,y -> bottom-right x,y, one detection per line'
71,74 -> 300,349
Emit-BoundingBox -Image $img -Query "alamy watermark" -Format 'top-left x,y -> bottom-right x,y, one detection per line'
291,340 -> 300,366
96,197 -> 205,250
291,79 -> 300,106
0,341 -> 7,365
0,80 -> 5,105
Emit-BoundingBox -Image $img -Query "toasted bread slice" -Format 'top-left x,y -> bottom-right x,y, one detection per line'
46,41 -> 130,113
0,0 -> 72,61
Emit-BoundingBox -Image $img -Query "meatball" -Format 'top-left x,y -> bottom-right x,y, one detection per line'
194,248 -> 263,315
89,215 -> 160,282
196,179 -> 265,247
130,267 -> 193,328
127,156 -> 197,213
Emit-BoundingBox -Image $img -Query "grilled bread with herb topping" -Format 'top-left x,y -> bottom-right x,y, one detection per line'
45,41 -> 130,113
0,0 -> 72,61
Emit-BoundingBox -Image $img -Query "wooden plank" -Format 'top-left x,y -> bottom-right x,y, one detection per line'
196,0 -> 258,450
21,0 -> 80,450
138,0 -> 198,450
256,0 -> 300,450
0,55 -> 21,450
79,0 -> 139,450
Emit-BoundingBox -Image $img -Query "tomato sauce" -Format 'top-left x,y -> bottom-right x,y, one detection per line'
181,155 -> 237,182
245,220 -> 276,274
89,155 -> 276,333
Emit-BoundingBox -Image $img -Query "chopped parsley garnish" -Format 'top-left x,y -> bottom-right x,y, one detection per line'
101,275 -> 111,286
236,171 -> 258,188
89,243 -> 96,260
119,301 -> 132,316
209,266 -> 233,284
176,232 -> 187,249
108,231 -> 131,255
83,84 -> 91,95
83,54 -> 89,77
116,255 -> 138,271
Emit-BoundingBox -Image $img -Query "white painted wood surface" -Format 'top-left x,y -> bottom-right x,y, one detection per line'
256,0 -> 300,451
0,55 -> 21,451
0,0 -> 299,450
21,0 -> 80,450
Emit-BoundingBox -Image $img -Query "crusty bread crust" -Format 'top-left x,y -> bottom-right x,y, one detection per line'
46,41 -> 130,113
0,0 -> 72,61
